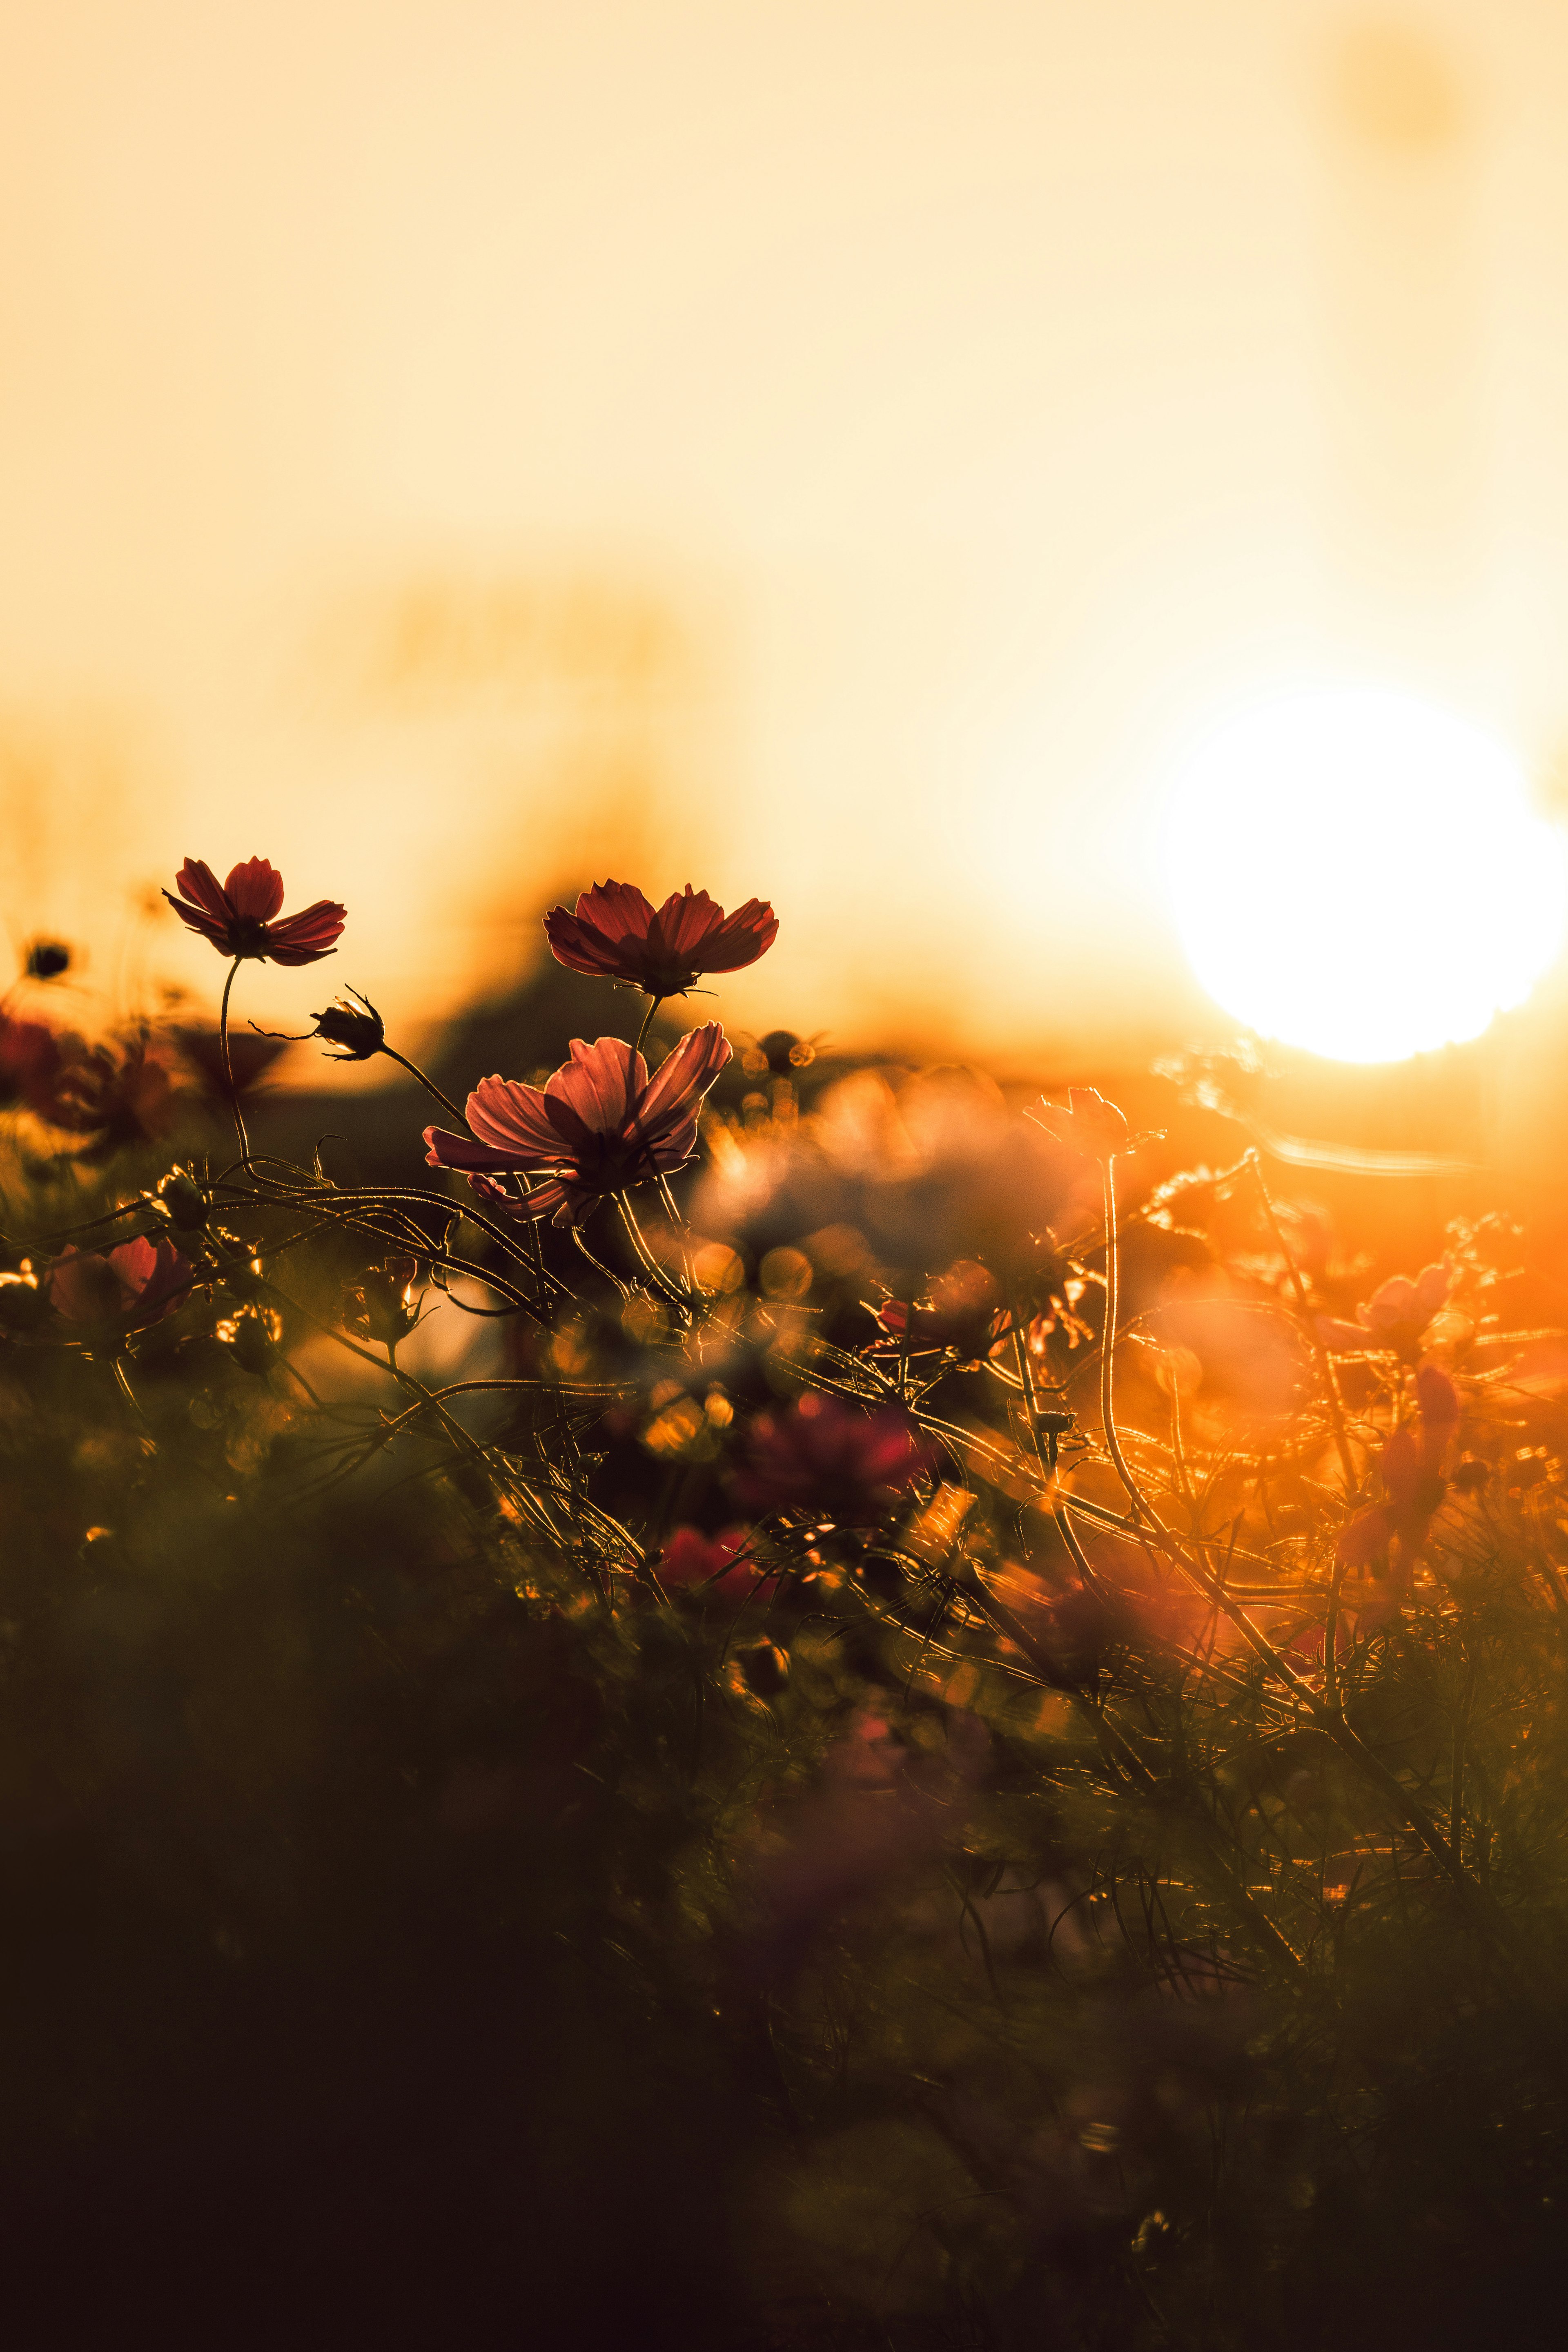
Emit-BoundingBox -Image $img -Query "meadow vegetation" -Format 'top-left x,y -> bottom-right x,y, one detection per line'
0,866 -> 1564,2348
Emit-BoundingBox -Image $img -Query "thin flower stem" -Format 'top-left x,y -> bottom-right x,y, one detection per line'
1249,1151 -> 1359,1704
111,1354 -> 154,1437
634,995 -> 664,1060
572,1224 -> 630,1296
377,1046 -> 469,1128
1010,1314 -> 1100,1587
218,957 -> 251,1166
615,1195 -> 690,1315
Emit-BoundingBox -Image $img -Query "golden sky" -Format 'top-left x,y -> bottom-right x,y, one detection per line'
4,2 -> 1568,1061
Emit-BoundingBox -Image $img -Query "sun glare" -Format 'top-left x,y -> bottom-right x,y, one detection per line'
1160,686 -> 1568,1062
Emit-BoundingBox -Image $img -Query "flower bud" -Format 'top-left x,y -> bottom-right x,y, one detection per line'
347,1256 -> 420,1346
157,1170 -> 209,1230
309,990 -> 385,1061
738,1639 -> 790,1697
225,1307 -> 276,1376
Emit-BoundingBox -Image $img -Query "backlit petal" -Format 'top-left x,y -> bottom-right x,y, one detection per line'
223,858 -> 287,922
466,1075 -> 568,1160
546,1037 -> 643,1136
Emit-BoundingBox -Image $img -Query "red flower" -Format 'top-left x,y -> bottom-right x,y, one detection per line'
1336,1364 -> 1461,1573
730,1392 -> 936,1524
544,880 -> 778,997
43,1236 -> 192,1338
657,1524 -> 761,1601
423,1025 -> 733,1226
163,858 -> 345,965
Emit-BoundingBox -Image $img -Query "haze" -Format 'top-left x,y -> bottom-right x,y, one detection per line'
4,1 -> 1568,1063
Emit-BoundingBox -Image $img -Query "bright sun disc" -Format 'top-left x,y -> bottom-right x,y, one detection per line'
1161,687 -> 1568,1062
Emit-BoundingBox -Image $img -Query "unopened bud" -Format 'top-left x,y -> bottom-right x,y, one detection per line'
157,1170 -> 209,1230
225,1308 -> 276,1376
738,1640 -> 790,1697
310,989 -> 385,1062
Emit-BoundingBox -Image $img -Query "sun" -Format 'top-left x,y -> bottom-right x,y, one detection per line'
1160,685 -> 1568,1063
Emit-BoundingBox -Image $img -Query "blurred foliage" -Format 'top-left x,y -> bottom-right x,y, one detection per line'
0,942 -> 1566,2350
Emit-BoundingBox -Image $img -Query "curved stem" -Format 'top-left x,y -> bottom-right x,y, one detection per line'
218,957 -> 250,1166
378,1046 -> 469,1128
1098,1154 -> 1148,1522
111,1354 -> 154,1439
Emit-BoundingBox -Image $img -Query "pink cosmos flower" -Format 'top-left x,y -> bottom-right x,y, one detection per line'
1316,1260 -> 1452,1360
44,1236 -> 192,1337
423,1025 -> 733,1226
1336,1364 -> 1461,1574
163,858 -> 345,965
730,1391 -> 936,1523
657,1524 -> 761,1601
544,880 -> 778,997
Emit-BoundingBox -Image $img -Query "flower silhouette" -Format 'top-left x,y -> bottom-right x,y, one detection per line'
730,1392 -> 935,1523
44,1236 -> 192,1339
1031,1087 -> 1131,1160
544,881 -> 777,997
163,858 -> 345,965
306,990 -> 386,1061
423,1024 -> 732,1226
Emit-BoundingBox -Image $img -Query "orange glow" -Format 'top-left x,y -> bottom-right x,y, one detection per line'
2,6 -> 1568,1066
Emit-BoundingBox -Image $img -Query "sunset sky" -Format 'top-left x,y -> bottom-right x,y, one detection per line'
5,1 -> 1568,1066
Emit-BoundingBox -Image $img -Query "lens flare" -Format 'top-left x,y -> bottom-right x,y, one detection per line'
1161,686 -> 1568,1062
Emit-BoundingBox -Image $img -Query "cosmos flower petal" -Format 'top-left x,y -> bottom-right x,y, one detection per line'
465,1075 -> 566,1159
223,858 -> 287,922
546,1037 -> 643,1134
423,1124 -> 535,1173
574,880 -> 659,945
648,887 -> 726,961
688,897 -> 779,972
635,1021 -> 731,1137
539,910 -> 621,977
173,859 -> 233,922
163,894 -> 230,945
